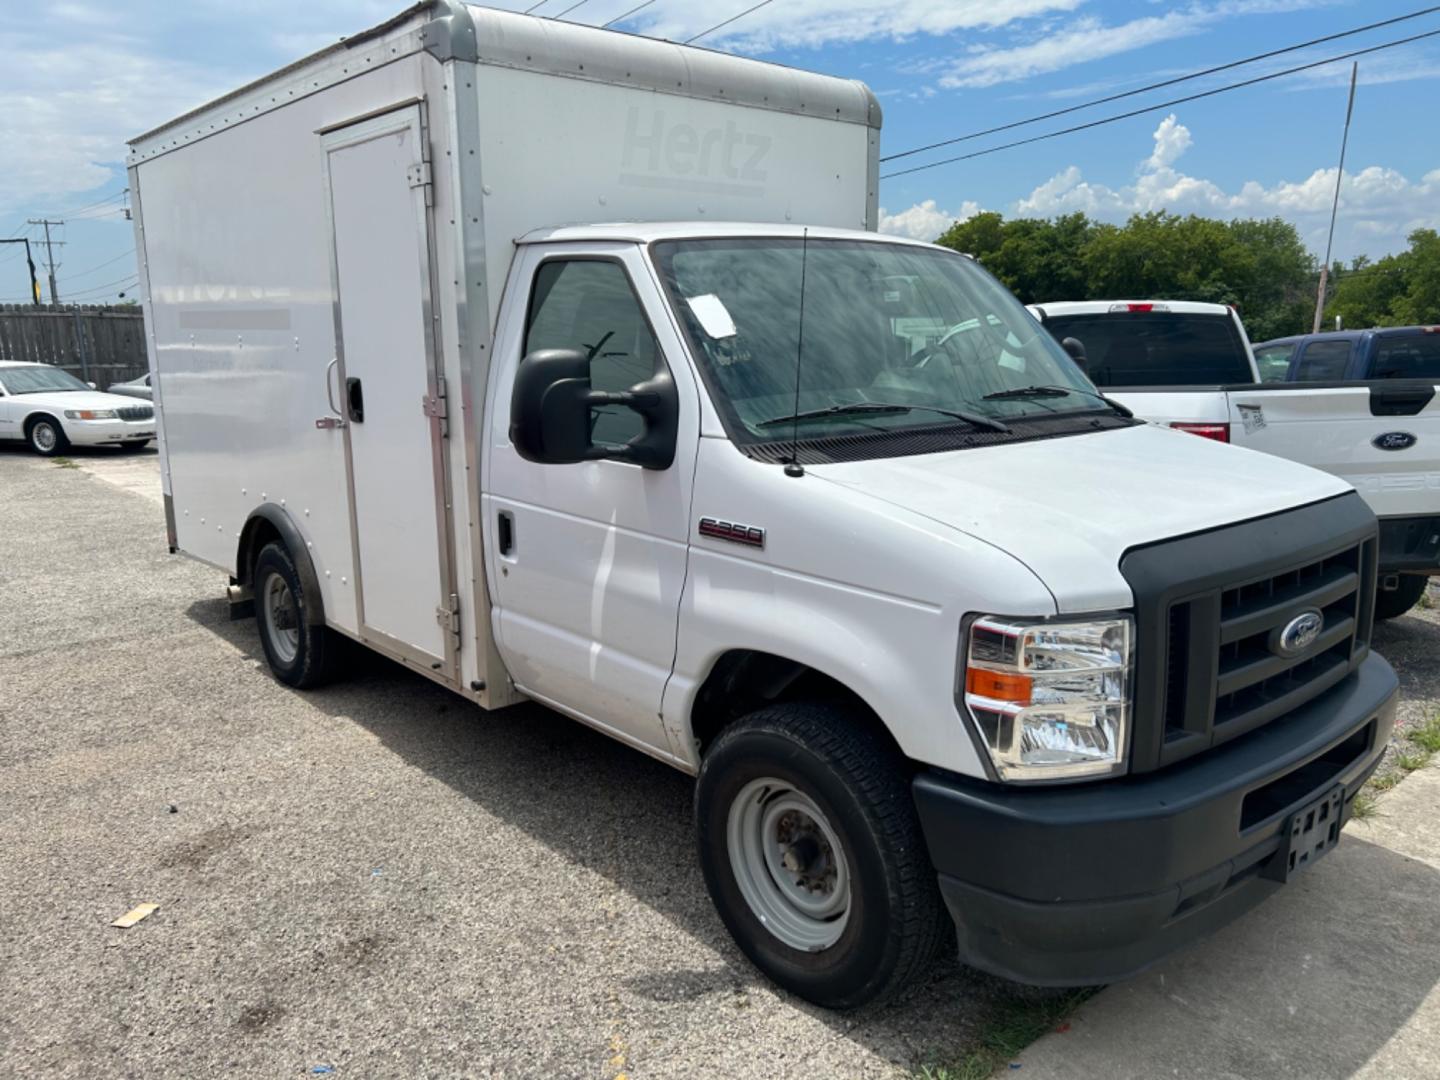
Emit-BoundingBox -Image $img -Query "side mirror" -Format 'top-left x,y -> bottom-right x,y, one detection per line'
1060,337 -> 1088,374
87,381 -> 98,389
510,348 -> 678,470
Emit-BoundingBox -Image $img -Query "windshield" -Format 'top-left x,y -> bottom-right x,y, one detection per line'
0,365 -> 90,395
1042,312 -> 1253,387
651,238 -> 1103,450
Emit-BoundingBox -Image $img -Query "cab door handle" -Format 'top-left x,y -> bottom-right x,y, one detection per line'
497,511 -> 515,555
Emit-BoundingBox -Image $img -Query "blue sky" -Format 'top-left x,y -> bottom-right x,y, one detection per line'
1,0 -> 1437,304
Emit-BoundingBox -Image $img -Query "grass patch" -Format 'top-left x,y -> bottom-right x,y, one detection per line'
1350,792 -> 1378,820
1395,750 -> 1433,773
1407,716 -> 1440,755
1369,771 -> 1400,793
1418,590 -> 1433,610
50,457 -> 79,469
917,989 -> 1095,1080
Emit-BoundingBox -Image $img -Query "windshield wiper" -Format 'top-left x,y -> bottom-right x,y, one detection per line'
982,384 -> 1133,418
758,401 -> 1009,433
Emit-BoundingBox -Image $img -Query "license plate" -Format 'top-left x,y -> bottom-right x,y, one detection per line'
1269,787 -> 1345,883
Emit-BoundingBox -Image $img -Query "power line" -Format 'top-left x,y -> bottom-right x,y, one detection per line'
882,5 -> 1440,163
63,274 -> 139,301
41,187 -> 128,218
524,0 -> 549,12
602,0 -> 657,28
686,0 -> 776,44
59,248 -> 136,284
551,0 -> 590,18
881,26 -> 1440,181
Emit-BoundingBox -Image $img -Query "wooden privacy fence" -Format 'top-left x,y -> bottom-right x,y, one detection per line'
0,304 -> 148,389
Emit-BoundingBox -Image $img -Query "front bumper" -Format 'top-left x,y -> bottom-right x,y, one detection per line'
66,420 -> 155,445
913,652 -> 1398,987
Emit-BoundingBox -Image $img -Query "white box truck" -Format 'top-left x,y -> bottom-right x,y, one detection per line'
131,1 -> 1399,1008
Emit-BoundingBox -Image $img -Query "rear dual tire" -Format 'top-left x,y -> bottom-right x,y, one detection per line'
695,703 -> 947,1009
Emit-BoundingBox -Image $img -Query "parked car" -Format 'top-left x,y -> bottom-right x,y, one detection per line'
1253,326 -> 1440,383
0,361 -> 156,455
133,2 -> 1401,1009
1030,301 -> 1440,619
108,372 -> 153,400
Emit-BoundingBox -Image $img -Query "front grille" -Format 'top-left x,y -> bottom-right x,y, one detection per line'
1161,541 -> 1374,764
1121,494 -> 1379,773
117,405 -> 153,422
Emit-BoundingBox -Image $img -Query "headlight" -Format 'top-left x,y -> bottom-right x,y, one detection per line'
63,409 -> 117,420
961,614 -> 1133,782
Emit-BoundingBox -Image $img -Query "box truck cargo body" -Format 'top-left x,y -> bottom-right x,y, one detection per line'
132,2 -> 1398,1008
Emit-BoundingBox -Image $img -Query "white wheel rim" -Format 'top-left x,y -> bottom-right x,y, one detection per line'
726,777 -> 851,951
33,424 -> 57,452
261,572 -> 300,664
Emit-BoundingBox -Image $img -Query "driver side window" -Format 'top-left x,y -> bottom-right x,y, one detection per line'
524,260 -> 661,446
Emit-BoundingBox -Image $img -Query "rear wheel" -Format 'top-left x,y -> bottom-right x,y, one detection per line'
253,541 -> 341,687
695,703 -> 947,1009
26,415 -> 68,457
1376,575 -> 1430,621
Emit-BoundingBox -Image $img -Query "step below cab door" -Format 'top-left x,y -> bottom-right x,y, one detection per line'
322,104 -> 459,681
483,242 -> 701,760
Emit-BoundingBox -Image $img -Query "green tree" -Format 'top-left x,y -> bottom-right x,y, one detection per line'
1326,229 -> 1440,328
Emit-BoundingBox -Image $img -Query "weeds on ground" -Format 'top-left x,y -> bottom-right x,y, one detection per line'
1356,715 -> 1440,815
917,989 -> 1095,1080
1418,590 -> 1433,611
50,457 -> 79,469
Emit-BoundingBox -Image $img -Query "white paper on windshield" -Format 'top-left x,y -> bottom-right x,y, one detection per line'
686,294 -> 737,339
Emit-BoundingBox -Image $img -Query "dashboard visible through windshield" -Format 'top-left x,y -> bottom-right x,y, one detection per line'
651,237 -> 1124,461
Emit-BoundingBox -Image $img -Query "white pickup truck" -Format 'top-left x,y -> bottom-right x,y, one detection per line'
132,2 -> 1399,1008
1032,300 -> 1440,619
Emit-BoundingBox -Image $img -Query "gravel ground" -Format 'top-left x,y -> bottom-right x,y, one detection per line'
1368,576 -> 1440,782
2,446 -> 1435,1080
0,446 -> 1005,1080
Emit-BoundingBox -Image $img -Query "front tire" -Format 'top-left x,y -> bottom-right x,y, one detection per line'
253,541 -> 341,688
1376,575 -> 1430,621
695,703 -> 947,1009
26,415 -> 69,457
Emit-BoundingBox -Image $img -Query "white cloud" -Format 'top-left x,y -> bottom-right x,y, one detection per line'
878,198 -> 983,240
938,0 -> 1331,88
1013,114 -> 1440,259
625,0 -> 1084,52
1146,114 -> 1192,170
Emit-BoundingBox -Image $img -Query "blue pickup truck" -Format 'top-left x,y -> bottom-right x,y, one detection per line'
1252,326 -> 1440,383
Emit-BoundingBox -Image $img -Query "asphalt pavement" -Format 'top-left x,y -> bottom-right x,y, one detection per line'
0,446 -> 1005,1079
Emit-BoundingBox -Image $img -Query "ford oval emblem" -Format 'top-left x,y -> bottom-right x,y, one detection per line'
1373,431 -> 1417,452
1275,610 -> 1324,658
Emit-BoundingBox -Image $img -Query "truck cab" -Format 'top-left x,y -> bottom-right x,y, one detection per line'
130,1 -> 1400,1009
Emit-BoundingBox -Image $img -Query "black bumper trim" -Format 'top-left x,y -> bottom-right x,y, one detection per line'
914,653 -> 1397,986
1378,514 -> 1440,575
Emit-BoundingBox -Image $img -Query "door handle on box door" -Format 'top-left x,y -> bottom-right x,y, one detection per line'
497,510 -> 515,555
317,358 -> 347,429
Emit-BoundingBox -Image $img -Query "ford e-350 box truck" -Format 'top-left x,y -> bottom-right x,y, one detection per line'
130,1 -> 1398,1007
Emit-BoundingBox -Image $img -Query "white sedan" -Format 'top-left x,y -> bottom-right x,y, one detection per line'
0,361 -> 156,456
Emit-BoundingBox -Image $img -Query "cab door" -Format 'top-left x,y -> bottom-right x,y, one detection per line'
483,243 -> 700,756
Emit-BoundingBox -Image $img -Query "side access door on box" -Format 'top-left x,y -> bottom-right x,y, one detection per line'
321,104 -> 460,681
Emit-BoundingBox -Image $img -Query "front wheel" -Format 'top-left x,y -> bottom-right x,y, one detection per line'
26,415 -> 69,457
1376,575 -> 1430,621
695,703 -> 947,1009
253,541 -> 341,687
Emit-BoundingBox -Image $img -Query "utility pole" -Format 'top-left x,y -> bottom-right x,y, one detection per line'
1312,63 -> 1358,334
0,238 -> 42,306
26,218 -> 65,305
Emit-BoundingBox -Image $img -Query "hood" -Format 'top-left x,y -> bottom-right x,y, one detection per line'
808,423 -> 1353,612
11,389 -> 149,411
